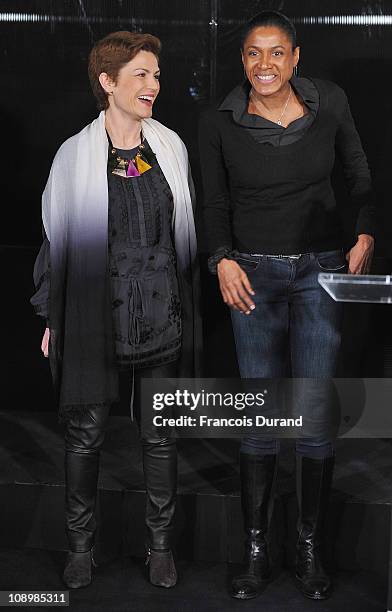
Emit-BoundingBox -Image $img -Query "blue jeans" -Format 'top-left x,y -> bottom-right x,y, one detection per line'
230,250 -> 346,458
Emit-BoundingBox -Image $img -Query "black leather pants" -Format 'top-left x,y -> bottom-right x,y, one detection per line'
64,362 -> 177,553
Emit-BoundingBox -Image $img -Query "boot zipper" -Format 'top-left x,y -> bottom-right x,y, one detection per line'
145,547 -> 151,566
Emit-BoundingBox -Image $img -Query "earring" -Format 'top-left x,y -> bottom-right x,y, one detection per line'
294,65 -> 299,77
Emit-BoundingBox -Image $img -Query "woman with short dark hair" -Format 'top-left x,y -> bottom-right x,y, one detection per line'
31,30 -> 200,589
199,10 -> 374,602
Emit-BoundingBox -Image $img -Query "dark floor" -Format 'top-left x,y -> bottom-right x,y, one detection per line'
2,410 -> 392,503
0,548 -> 386,612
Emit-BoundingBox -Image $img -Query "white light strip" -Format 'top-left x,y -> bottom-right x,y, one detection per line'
1,13 -> 392,26
0,13 -> 201,26
297,15 -> 392,25
0,13 -> 104,23
0,13 -> 62,22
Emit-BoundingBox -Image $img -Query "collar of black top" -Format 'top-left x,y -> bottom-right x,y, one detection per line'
218,76 -> 318,115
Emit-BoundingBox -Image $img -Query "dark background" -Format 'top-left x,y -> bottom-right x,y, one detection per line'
2,0 -> 392,411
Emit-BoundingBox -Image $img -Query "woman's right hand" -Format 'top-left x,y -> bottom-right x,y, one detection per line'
217,258 -> 256,314
41,327 -> 50,358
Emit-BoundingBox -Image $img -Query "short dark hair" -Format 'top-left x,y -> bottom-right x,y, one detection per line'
88,31 -> 161,110
240,10 -> 297,50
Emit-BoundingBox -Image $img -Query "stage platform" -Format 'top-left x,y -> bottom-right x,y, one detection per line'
0,410 -> 391,609
0,548 -> 385,611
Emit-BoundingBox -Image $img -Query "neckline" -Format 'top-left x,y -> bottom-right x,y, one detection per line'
115,144 -> 140,157
228,77 -> 325,156
246,107 -> 312,131
105,128 -> 143,154
246,79 -> 313,128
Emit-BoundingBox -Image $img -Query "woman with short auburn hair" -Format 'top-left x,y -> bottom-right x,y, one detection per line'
31,30 -> 200,589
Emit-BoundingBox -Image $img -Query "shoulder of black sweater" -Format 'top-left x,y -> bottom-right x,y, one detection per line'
198,105 -> 223,125
306,77 -> 350,116
309,77 -> 346,98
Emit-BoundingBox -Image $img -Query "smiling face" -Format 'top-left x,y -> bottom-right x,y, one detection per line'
242,25 -> 299,97
99,50 -> 160,120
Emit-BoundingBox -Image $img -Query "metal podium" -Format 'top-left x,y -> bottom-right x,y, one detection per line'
319,271 -> 392,612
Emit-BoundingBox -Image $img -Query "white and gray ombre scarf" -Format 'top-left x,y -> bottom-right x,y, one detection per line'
42,111 -> 200,419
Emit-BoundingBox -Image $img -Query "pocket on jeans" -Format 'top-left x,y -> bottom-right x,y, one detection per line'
234,253 -> 262,271
316,250 -> 347,272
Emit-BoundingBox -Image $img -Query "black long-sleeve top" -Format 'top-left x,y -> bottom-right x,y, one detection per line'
198,78 -> 375,259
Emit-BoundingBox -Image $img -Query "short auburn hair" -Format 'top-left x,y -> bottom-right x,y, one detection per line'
88,31 -> 161,110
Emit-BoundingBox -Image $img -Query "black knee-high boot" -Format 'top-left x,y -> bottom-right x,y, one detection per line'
296,455 -> 334,600
143,437 -> 177,588
231,453 -> 278,600
62,406 -> 109,589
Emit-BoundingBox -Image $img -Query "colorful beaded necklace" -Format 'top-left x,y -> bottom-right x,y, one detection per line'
107,130 -> 155,178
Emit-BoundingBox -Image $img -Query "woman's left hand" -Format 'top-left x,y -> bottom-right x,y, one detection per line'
345,234 -> 374,274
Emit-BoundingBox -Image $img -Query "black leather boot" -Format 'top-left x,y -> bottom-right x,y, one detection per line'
295,455 -> 334,600
62,448 -> 98,590
231,453 -> 278,600
145,548 -> 177,588
63,548 -> 97,589
63,406 -> 109,589
143,437 -> 178,587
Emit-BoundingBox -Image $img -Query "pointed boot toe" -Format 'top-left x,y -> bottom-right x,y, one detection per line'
146,548 -> 177,588
62,549 -> 96,589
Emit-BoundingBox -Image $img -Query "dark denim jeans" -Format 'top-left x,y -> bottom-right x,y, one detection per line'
230,250 -> 347,458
